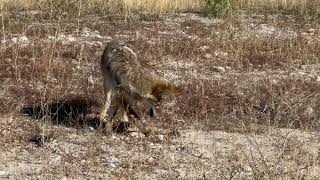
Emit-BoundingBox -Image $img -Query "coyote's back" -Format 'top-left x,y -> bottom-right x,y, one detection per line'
100,40 -> 141,94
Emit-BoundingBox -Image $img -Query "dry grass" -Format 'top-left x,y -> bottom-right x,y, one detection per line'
236,0 -> 320,14
1,11 -> 319,132
0,0 -> 320,178
0,0 -> 319,16
0,0 -> 204,14
1,0 -> 319,125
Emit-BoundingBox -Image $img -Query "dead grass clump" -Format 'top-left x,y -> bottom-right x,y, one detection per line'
178,79 -> 242,131
179,76 -> 320,132
239,37 -> 303,69
247,38 -> 318,69
0,116 -> 41,145
235,0 -> 320,16
205,28 -> 320,70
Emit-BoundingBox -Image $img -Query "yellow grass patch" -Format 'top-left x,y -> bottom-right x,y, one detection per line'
0,0 -> 204,14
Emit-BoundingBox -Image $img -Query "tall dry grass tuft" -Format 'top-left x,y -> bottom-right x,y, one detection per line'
0,0 -> 319,16
0,0 -> 204,14
120,0 -> 203,14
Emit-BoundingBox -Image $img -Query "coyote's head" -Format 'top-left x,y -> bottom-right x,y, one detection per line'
140,80 -> 183,119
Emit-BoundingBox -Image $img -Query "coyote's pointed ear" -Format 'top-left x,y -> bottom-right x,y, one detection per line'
151,82 -> 184,101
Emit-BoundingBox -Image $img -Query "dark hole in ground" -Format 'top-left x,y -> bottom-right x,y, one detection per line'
29,134 -> 54,147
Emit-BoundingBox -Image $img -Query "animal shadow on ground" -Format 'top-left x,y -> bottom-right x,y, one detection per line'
20,97 -> 131,135
21,97 -> 103,129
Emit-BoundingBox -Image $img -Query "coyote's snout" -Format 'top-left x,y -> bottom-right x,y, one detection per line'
99,40 -> 183,128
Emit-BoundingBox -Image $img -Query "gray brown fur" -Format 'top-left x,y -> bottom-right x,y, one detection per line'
99,40 -> 183,125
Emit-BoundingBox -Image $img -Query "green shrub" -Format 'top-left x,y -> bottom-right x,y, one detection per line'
204,0 -> 231,17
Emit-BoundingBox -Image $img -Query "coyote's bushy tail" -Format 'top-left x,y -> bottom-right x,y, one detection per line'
151,80 -> 184,100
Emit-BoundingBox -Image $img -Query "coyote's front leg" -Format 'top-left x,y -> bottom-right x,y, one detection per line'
99,90 -> 112,122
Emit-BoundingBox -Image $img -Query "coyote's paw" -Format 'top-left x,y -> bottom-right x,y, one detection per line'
97,114 -> 105,122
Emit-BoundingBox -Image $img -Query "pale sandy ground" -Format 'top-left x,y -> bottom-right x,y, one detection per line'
0,117 -> 319,179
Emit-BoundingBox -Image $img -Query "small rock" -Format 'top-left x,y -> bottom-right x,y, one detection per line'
49,154 -> 62,166
129,132 -> 145,139
304,107 -> 314,116
214,51 -> 229,58
199,45 -> 210,53
157,135 -> 165,141
109,157 -> 119,164
82,27 -> 91,33
307,28 -> 315,34
88,75 -> 94,85
147,157 -> 155,163
155,169 -> 168,177
149,143 -> 162,150
66,35 -> 76,42
271,79 -> 278,84
110,135 -> 120,140
203,53 -> 213,59
211,66 -> 226,73
19,36 -> 29,44
216,66 -> 225,72
0,170 -> 8,176
108,163 -> 116,169
175,169 -> 186,178
88,126 -> 95,131
11,37 -> 18,43
48,36 -> 55,40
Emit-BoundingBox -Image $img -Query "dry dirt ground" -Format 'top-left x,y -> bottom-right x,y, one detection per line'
0,12 -> 320,179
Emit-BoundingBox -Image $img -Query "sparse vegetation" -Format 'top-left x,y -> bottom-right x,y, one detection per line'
0,0 -> 320,179
0,0 -> 319,16
236,0 -> 320,16
204,0 -> 231,17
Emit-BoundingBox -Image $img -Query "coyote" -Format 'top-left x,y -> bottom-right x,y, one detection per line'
99,40 -> 183,127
